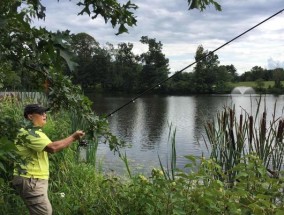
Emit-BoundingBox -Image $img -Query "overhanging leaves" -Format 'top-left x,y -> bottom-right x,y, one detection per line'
76,0 -> 138,35
188,0 -> 222,11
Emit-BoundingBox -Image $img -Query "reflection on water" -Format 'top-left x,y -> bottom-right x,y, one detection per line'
91,94 -> 284,175
193,95 -> 231,141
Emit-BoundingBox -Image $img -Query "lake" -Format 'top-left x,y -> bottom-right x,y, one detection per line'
90,93 -> 284,175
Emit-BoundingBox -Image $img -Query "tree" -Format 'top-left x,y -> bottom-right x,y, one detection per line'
215,65 -> 233,93
0,0 -> 131,163
273,68 -> 284,88
71,33 -> 100,65
225,64 -> 238,82
0,0 -> 222,179
255,78 -> 265,92
0,61 -> 21,89
239,71 -> 252,82
0,0 -> 221,93
0,0 -> 221,86
70,33 -> 100,85
193,45 -> 220,93
80,45 -> 113,89
168,72 -> 194,94
0,0 -> 139,90
250,66 -> 265,81
113,42 -> 140,91
139,36 -> 170,90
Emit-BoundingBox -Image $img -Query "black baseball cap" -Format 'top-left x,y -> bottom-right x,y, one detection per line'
24,104 -> 50,119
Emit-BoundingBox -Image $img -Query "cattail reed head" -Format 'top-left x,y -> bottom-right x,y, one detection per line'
261,112 -> 267,140
230,109 -> 234,129
249,115 -> 253,144
223,110 -> 227,131
239,114 -> 243,134
277,119 -> 284,142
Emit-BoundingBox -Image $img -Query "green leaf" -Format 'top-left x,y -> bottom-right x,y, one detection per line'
213,2 -> 222,11
188,0 -> 222,11
0,162 -> 6,172
189,0 -> 199,10
59,49 -> 78,72
0,18 -> 7,27
184,155 -> 197,163
116,24 -> 128,35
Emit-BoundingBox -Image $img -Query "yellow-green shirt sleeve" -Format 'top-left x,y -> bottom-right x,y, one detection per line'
19,128 -> 51,152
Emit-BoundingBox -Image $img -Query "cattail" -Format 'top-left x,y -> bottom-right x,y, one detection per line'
223,110 -> 227,131
229,129 -> 235,150
277,119 -> 284,142
239,114 -> 243,134
261,112 -> 267,141
230,109 -> 234,129
249,116 -> 253,144
207,122 -> 213,135
225,130 -> 228,143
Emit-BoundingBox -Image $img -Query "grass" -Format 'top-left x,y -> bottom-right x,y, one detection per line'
230,81 -> 284,89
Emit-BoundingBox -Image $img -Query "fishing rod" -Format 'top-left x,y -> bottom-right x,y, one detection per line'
105,8 -> 284,118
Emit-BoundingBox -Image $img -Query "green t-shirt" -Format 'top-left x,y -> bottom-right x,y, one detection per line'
13,127 -> 51,179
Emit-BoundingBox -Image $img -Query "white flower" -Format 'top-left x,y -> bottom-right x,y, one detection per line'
60,192 -> 65,198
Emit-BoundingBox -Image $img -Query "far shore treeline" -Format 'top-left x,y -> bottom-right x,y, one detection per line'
1,32 -> 283,95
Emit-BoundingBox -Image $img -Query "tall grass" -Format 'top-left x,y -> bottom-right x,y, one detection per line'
204,98 -> 284,182
70,111 -> 100,166
158,122 -> 177,181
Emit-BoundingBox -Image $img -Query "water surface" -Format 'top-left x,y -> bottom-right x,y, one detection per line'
91,94 -> 284,175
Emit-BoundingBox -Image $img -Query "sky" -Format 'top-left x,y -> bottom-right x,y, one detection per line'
33,0 -> 284,75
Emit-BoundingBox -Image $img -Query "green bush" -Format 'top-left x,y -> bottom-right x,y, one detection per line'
1,95 -> 284,214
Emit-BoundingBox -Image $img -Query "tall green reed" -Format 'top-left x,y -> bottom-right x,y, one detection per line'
158,122 -> 177,180
70,111 -> 99,166
205,97 -> 284,182
118,151 -> 132,178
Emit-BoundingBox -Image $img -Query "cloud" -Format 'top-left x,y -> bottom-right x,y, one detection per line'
268,58 -> 284,69
34,0 -> 284,74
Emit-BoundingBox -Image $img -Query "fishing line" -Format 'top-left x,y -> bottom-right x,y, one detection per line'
105,8 -> 284,118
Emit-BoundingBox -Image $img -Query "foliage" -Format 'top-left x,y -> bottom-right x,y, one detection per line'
3,153 -> 284,214
113,42 -> 141,91
193,45 -> 220,93
167,72 -> 195,94
214,65 -> 233,93
0,0 -> 281,95
188,0 -> 222,11
0,96 -> 25,180
158,123 -> 177,181
0,0 -> 222,93
0,0 -> 138,136
139,36 -> 170,91
0,61 -> 21,89
76,0 -> 138,35
273,68 -> 284,89
70,32 -> 100,66
204,99 -> 284,182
